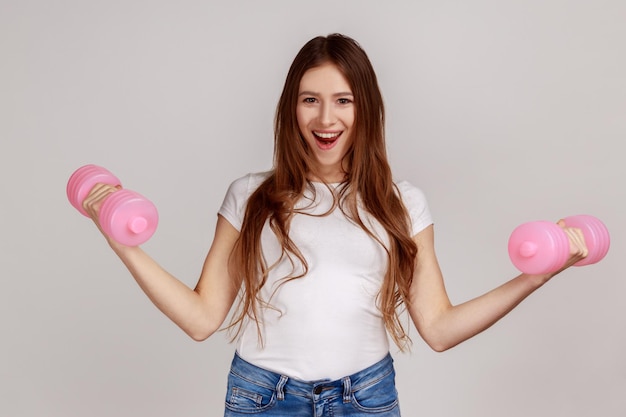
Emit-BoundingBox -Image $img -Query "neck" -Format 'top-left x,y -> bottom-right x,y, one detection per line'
308,171 -> 346,184
308,163 -> 347,184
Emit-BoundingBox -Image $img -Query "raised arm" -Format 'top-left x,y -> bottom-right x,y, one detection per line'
83,183 -> 241,341
408,222 -> 587,352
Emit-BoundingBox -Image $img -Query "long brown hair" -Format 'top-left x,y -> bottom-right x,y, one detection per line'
228,33 -> 418,350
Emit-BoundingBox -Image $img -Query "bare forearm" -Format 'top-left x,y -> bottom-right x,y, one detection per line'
80,184 -> 237,340
424,273 -> 550,351
111,245 -> 218,340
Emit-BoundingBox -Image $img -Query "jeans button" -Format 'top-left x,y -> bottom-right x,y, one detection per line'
314,386 -> 323,395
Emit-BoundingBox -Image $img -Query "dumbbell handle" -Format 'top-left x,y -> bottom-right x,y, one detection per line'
508,215 -> 610,274
66,164 -> 122,217
67,165 -> 158,246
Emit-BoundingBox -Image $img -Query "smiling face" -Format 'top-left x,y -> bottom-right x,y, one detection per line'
296,62 -> 355,183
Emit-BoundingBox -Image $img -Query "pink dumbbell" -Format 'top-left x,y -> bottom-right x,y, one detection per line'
508,215 -> 610,274
67,164 -> 158,246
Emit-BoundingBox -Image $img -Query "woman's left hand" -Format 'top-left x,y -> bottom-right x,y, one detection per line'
553,219 -> 589,274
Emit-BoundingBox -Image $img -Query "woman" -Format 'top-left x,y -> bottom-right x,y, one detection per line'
82,34 -> 588,416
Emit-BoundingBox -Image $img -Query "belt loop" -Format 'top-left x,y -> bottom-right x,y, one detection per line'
276,375 -> 288,401
342,376 -> 351,403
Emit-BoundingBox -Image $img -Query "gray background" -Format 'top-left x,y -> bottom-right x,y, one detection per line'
1,0 -> 624,416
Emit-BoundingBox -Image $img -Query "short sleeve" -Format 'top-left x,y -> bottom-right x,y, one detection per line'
218,172 -> 268,231
395,180 -> 433,236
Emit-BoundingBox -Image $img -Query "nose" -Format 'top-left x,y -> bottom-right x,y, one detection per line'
318,102 -> 335,126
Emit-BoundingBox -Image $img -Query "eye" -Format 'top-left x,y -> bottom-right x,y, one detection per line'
337,98 -> 352,105
302,97 -> 317,104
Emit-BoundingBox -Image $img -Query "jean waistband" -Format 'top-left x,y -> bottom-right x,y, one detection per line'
228,352 -> 395,401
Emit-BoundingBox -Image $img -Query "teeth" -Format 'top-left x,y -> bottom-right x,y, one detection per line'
314,131 -> 340,139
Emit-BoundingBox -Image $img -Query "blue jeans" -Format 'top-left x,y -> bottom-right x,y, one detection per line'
224,352 -> 401,416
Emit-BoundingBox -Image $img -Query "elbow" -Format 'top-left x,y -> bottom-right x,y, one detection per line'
189,331 -> 211,342
427,339 -> 454,353
424,338 -> 453,353
188,328 -> 215,342
186,322 -> 221,342
420,328 -> 458,353
412,307 -> 458,353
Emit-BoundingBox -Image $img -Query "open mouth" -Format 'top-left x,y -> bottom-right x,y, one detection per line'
313,131 -> 342,149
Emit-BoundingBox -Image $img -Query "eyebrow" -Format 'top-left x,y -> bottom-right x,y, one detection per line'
298,91 -> 354,97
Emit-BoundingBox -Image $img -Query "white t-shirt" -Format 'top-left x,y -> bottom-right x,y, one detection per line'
218,172 -> 433,380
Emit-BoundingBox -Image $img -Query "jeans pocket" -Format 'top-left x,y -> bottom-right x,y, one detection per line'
224,371 -> 277,413
351,369 -> 399,413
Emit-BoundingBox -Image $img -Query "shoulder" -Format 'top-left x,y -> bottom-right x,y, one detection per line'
394,180 -> 428,206
225,171 -> 271,197
219,171 -> 272,231
394,179 -> 433,235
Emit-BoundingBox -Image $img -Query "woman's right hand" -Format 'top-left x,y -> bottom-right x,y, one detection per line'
81,183 -> 123,246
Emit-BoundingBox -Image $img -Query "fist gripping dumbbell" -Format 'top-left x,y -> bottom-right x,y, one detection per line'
508,215 -> 610,274
67,164 -> 158,246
